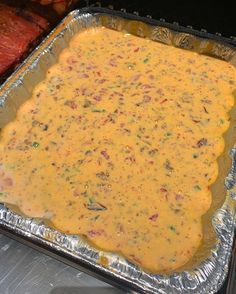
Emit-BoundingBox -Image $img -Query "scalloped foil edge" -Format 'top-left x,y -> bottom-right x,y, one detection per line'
0,10 -> 236,294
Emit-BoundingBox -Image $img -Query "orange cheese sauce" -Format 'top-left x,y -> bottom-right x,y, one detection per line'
0,27 -> 236,272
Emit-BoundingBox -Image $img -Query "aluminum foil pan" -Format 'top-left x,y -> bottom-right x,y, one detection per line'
0,7 -> 236,294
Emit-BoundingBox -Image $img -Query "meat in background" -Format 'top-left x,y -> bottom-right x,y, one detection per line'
0,3 -> 49,80
0,1 -> 80,82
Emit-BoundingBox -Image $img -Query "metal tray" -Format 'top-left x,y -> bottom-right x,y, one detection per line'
1,7 -> 236,294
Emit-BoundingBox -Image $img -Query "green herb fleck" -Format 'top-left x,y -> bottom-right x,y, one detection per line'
219,118 -> 225,124
89,197 -> 95,204
169,225 -> 176,232
85,150 -> 92,156
165,132 -> 172,137
32,142 -> 39,148
143,58 -> 149,64
193,154 -> 198,158
94,215 -> 100,221
87,201 -> 107,211
194,184 -> 201,191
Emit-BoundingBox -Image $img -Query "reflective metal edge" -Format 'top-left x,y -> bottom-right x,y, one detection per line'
0,8 -> 236,294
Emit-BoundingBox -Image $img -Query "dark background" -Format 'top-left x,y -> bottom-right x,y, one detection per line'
86,0 -> 236,38
2,1 -> 235,37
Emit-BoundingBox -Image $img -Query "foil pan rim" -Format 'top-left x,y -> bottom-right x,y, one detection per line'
0,9 -> 236,293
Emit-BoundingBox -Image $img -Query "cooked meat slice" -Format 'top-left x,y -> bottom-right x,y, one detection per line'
0,4 -> 48,76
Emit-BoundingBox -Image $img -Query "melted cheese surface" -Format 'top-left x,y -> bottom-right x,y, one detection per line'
0,27 -> 236,272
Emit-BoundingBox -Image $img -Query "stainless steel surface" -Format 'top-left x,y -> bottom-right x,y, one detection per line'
0,8 -> 236,294
0,234 -> 124,294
